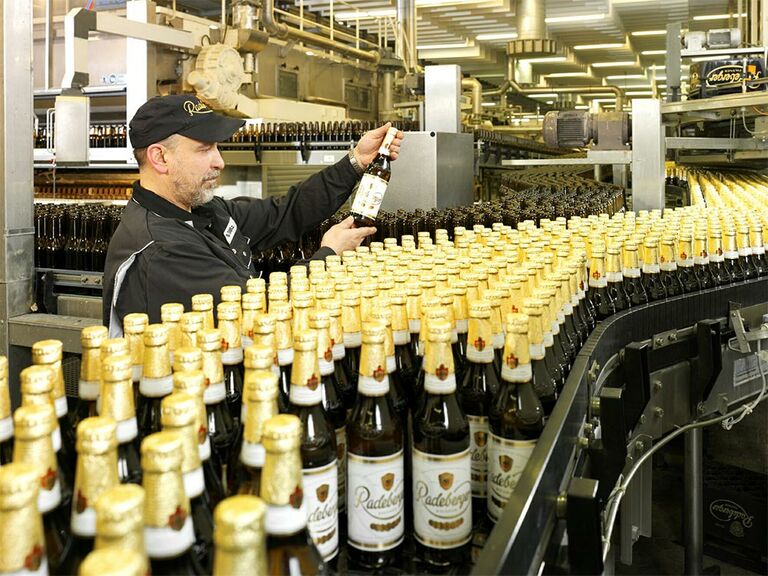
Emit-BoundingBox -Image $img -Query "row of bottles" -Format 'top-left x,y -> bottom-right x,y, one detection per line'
34,124 -> 128,149
34,204 -> 122,271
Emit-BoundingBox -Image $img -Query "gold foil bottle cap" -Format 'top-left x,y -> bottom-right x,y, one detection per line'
140,431 -> 183,472
246,371 -> 279,402
214,495 -> 266,549
19,365 -> 54,397
244,345 -> 275,370
252,313 -> 276,333
314,284 -> 334,301
261,414 -> 302,452
82,325 -> 109,348
0,462 -> 39,510
13,403 -> 55,440
123,313 -> 149,334
427,319 -> 452,342
197,328 -> 223,349
143,324 -> 169,346
160,393 -> 197,428
292,329 -> 317,352
31,339 -> 63,364
102,355 -> 132,382
362,322 -> 386,344
160,303 -> 184,322
242,293 -> 263,311
173,347 -> 203,372
191,294 -> 213,311
217,302 -> 239,321
180,311 -> 204,331
172,370 -> 206,397
101,338 -> 130,358
320,299 -> 341,315
77,417 -> 118,454
308,309 -> 330,329
246,278 -> 266,294
368,306 -> 392,326
469,300 -> 492,318
269,271 -> 288,286
221,285 -> 242,302
79,548 -> 148,576
507,313 -> 529,334
342,290 -> 361,305
94,483 -> 145,542
270,302 -> 291,321
292,291 -> 312,308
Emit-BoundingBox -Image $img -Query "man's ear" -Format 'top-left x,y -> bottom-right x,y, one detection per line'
146,143 -> 170,175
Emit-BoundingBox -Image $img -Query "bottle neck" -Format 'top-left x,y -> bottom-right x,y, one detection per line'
358,341 -> 390,396
466,316 -> 494,364
143,469 -> 195,559
0,498 -> 47,574
72,450 -> 120,537
422,340 -> 456,394
143,344 -> 171,379
14,436 -> 62,514
289,348 -> 321,406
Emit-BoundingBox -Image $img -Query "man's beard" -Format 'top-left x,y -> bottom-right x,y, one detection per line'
181,170 -> 220,208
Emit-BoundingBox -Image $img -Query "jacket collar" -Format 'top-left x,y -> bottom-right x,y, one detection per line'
131,181 -> 213,228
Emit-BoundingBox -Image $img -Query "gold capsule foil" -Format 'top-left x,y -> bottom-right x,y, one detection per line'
504,313 -> 532,367
161,393 -> 201,474
290,330 -> 320,389
320,300 -> 344,347
422,319 -> 454,378
243,371 -> 279,445
94,484 -> 146,553
161,303 -> 184,353
180,312 -> 204,349
19,365 -> 55,407
80,547 -> 148,576
341,291 -> 362,334
143,324 -> 171,379
12,404 -> 58,500
173,346 -> 203,373
198,328 -> 224,384
217,302 -> 242,352
124,313 -> 148,370
0,355 -> 9,420
101,355 -> 136,423
359,322 -> 387,381
213,495 -> 267,576
0,463 -> 45,574
292,292 -> 313,335
141,431 -> 190,528
74,418 -> 119,525
31,339 -> 66,403
80,327 -> 109,383
192,294 -> 215,330
244,344 -> 274,371
246,277 -> 266,295
260,415 -> 303,506
172,371 -> 208,443
272,304 -> 293,351
369,306 -> 395,358
309,310 -> 333,363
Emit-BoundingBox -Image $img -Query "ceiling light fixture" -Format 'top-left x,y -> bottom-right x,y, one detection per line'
648,64 -> 665,70
545,14 -> 605,23
476,32 -> 518,40
626,91 -> 654,95
574,43 -> 625,50
604,74 -> 646,79
336,8 -> 395,19
518,56 -> 568,63
481,102 -> 496,107
417,42 -> 470,49
631,30 -> 666,36
546,72 -> 591,77
528,93 -> 559,98
641,50 -> 666,55
692,12 -> 747,21
591,61 -> 638,68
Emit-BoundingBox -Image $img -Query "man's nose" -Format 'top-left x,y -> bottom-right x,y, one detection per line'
212,146 -> 225,170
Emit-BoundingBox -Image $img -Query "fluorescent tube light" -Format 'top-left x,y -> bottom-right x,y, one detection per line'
545,72 -> 591,78
481,102 -> 496,107
641,50 -> 666,55
604,74 -> 646,79
591,61 -> 638,68
631,30 -> 666,36
574,43 -> 625,50
692,12 -> 747,21
417,42 -> 470,49
626,91 -> 654,95
476,32 -> 518,40
528,93 -> 559,98
545,14 -> 605,23
518,56 -> 567,63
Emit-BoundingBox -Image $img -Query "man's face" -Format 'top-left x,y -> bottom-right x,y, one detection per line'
165,135 -> 225,209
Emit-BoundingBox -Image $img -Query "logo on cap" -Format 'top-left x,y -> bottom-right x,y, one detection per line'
183,100 -> 213,116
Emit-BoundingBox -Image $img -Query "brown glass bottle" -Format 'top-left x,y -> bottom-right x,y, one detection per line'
218,301 -> 245,429
347,322 -> 405,569
723,227 -> 745,282
261,414 -> 326,575
694,230 -> 715,289
488,313 -> 543,522
412,319 -> 472,569
622,244 -> 649,306
340,291 -> 363,409
659,236 -> 685,296
272,302 -> 295,414
736,224 -> 758,279
642,238 -> 668,301
707,229 -> 732,286
605,245 -> 630,311
101,354 -> 142,485
351,127 -> 398,227
677,236 -> 701,293
73,326 -> 109,435
588,246 -> 616,319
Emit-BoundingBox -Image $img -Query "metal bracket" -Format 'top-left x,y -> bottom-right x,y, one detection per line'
566,477 -> 604,575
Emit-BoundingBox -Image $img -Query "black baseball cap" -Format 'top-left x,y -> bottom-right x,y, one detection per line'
128,94 -> 245,148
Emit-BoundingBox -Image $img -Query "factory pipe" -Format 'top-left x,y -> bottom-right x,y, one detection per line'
396,0 -> 418,72
261,0 -> 380,63
516,0 -> 546,39
462,77 -> 483,118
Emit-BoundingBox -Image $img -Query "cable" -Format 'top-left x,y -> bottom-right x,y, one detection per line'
601,341 -> 768,560
742,109 -> 768,136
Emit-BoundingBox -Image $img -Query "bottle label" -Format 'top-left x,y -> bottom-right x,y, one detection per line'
563,303 -> 573,315
265,502 -> 308,536
199,434 -> 211,462
78,379 -> 100,400
289,382 -> 322,406
529,343 -> 545,360
456,319 -> 469,334
0,415 -> 11,442
139,374 -> 173,398
38,478 -> 62,514
332,343 -> 346,360
115,417 -> 138,444
351,174 -> 387,220
347,450 -> 405,551
660,261 -> 677,272
589,276 -> 607,288
303,459 -> 339,561
221,346 -> 244,366
466,340 -> 494,363
277,347 -> 294,367
412,447 -> 472,549
183,467 -> 205,499
642,263 -> 661,274
543,332 -> 554,347
52,427 -> 61,453
724,250 -> 739,260
240,440 -> 265,468
386,355 -> 397,375
132,364 -> 143,383
54,395 -> 68,418
623,267 -> 641,278
318,357 -> 335,376
678,258 -> 694,268
409,319 -> 421,334
492,333 -> 505,351
710,252 -> 724,263
551,321 -> 560,336
487,435 -> 536,522
738,247 -> 752,257
357,374 -> 390,396
393,329 -> 410,346
424,372 -> 457,394
468,415 -> 489,499
501,362 -> 533,383
144,516 -> 196,559
753,246 -> 765,255
203,380 -> 226,405
336,426 -> 347,514
343,332 -> 362,348
14,556 -> 48,576
606,271 -> 623,283
71,501 -> 97,537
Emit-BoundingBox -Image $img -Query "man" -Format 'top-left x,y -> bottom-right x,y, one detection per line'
103,94 -> 402,335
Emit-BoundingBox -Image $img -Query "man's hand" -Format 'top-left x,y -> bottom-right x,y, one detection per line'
353,122 -> 405,168
320,216 -> 376,254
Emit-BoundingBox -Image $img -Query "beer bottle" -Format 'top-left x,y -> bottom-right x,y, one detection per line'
341,291 -> 363,409
161,303 -> 184,365
220,285 -> 243,327
452,283 -> 470,362
141,431 -> 204,575
723,227 -> 745,282
251,313 -> 282,380
79,548 -> 148,576
588,245 -> 615,319
197,328 -> 237,480
707,228 -> 731,285
565,264 -> 590,344
293,291 -> 313,334
136,324 -> 173,440
347,322 -> 405,569
308,309 -> 347,518
693,229 -> 715,289
350,126 -> 398,227
523,302 -> 558,420
100,355 -> 142,485
172,367 -> 225,506
0,356 -> 12,465
576,248 -> 598,331
641,238 -> 667,301
228,370 -> 279,496
390,289 -> 418,398
12,403 -> 72,574
487,313 -> 543,523
179,311 -> 204,350
677,235 -> 701,293
94,484 -> 146,556
288,330 -> 339,564
218,302 -> 245,428
605,245 -> 630,311
320,298 -> 355,411
554,271 -> 581,358
161,393 -> 215,573
0,463 -> 47,576
484,291 -> 505,376
368,304 -> 408,424
191,294 -> 215,330
405,282 -> 423,374
241,294 -> 263,352
412,319 -> 472,568
736,223 -> 758,279
74,326 -> 109,432
260,414 -> 325,575
240,345 -> 278,421
64,417 -> 120,575
659,236 -> 685,296
459,300 -> 500,522
123,313 -> 148,403
749,221 -> 767,276
213,495 -> 267,576
272,302 -> 295,413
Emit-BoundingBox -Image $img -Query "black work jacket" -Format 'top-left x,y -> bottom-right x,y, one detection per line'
103,156 -> 359,335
